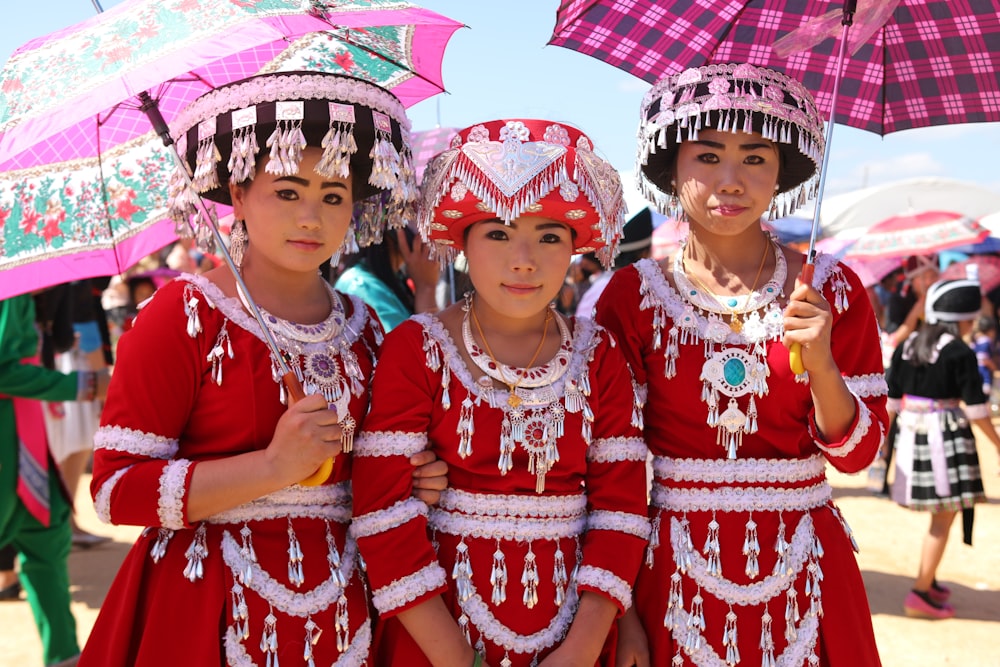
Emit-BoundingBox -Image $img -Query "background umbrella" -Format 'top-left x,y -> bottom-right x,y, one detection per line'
410,125 -> 459,180
940,255 -> 1000,294
842,210 -> 990,260
0,0 -> 463,300
797,178 -> 1000,238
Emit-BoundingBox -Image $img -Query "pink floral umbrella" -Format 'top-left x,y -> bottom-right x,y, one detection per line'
0,0 -> 462,300
842,210 -> 990,260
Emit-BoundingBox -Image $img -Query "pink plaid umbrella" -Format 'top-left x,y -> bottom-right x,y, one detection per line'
842,210 -> 990,260
0,0 -> 462,300
551,0 -> 1000,372
549,0 -> 1000,135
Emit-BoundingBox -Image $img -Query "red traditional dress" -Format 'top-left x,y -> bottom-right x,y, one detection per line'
351,312 -> 650,667
596,247 -> 888,666
81,274 -> 381,667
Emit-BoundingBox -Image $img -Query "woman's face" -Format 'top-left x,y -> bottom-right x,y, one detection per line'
231,146 -> 354,276
464,215 -> 574,322
674,128 -> 780,238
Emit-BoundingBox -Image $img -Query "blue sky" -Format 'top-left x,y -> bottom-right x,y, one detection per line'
5,0 -> 1000,216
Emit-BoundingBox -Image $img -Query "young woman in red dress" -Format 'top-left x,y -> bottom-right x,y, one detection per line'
351,119 -> 651,667
597,64 -> 888,666
80,72 -> 446,666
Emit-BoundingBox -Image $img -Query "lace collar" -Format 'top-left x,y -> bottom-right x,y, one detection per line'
411,312 -> 602,404
633,250 -> 842,346
178,273 -> 370,350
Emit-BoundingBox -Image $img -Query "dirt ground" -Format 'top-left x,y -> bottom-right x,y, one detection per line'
1,438 -> 998,667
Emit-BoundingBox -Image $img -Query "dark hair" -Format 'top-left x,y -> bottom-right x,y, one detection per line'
341,227 -> 416,313
975,314 -> 997,334
908,321 -> 961,366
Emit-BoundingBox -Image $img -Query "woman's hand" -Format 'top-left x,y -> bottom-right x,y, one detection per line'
615,606 -> 650,667
783,280 -> 836,376
398,229 -> 440,291
409,450 -> 449,506
264,393 -> 343,487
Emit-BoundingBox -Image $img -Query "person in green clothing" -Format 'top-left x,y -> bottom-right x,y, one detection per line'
335,226 -> 440,331
0,293 -> 109,666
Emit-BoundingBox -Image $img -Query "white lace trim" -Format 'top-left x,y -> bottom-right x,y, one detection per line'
460,580 -> 580,655
157,459 -> 191,530
221,530 -> 358,616
813,399 -> 870,458
576,565 -> 633,611
438,488 -> 587,518
844,373 -> 888,398
353,431 -> 428,458
206,481 -> 352,524
588,436 -> 649,463
411,312 -> 601,407
964,403 -> 990,420
672,606 -> 819,667
429,508 -> 586,541
652,455 -> 825,484
588,510 -> 651,540
94,425 -> 179,459
93,467 -> 130,524
225,621 -> 371,667
172,73 -> 411,138
371,562 -> 447,614
669,515 -> 814,606
350,498 -> 428,539
634,258 -> 785,347
651,482 -> 831,513
179,274 -> 368,355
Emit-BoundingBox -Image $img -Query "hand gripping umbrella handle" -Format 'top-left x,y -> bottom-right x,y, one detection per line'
788,262 -> 816,375
281,373 -> 335,487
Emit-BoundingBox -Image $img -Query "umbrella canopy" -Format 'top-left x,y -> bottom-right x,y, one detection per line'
0,0 -> 462,300
811,178 -> 1000,238
549,0 -> 1000,135
410,125 -> 458,180
940,255 -> 1000,294
842,210 -> 990,260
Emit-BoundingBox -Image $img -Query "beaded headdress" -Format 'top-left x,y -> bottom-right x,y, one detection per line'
925,278 -> 981,324
418,119 -> 626,268
168,71 -> 416,251
637,63 -> 826,219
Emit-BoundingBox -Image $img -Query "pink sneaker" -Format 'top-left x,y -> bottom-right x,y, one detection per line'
928,581 -> 951,606
904,591 -> 955,619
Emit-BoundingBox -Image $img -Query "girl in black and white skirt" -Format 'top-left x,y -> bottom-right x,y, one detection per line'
887,277 -> 1000,619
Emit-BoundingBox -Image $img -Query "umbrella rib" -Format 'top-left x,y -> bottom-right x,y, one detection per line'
92,111 -> 120,273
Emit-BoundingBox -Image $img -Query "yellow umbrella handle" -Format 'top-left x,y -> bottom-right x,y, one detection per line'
788,263 -> 816,375
282,371 -> 335,487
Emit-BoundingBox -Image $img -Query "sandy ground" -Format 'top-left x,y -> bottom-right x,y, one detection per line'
1,440 -> 998,667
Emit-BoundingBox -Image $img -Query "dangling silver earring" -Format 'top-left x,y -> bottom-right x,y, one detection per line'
229,219 -> 248,268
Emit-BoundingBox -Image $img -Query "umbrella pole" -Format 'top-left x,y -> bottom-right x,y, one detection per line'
138,92 -> 333,485
789,0 -> 856,375
136,93 -> 300,397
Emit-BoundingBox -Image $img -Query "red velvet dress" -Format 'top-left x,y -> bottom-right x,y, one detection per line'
351,314 -> 650,666
79,275 -> 381,667
596,250 -> 888,667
